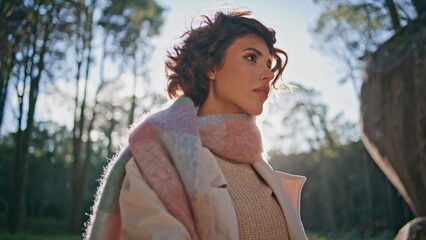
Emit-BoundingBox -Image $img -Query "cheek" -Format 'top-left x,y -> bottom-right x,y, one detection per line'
215,61 -> 254,95
224,73 -> 248,96
226,65 -> 251,86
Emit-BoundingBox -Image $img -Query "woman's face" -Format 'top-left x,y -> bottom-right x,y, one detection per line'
198,33 -> 274,116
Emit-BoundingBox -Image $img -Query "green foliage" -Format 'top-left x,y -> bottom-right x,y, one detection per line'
0,121 -> 107,233
1,0 -> 166,232
307,230 -> 394,239
266,83 -> 359,153
312,0 -> 418,92
99,0 -> 165,57
269,141 -> 414,236
0,0 -> 73,83
313,0 -> 405,57
0,133 -> 14,211
0,122 -> 73,219
0,210 -> 69,235
266,82 -> 413,236
0,233 -> 80,240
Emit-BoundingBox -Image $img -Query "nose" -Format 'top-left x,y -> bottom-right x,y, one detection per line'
260,67 -> 274,82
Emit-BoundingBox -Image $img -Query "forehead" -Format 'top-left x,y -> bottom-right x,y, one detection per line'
227,33 -> 271,58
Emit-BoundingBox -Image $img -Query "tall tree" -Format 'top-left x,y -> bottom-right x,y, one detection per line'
312,0 -> 417,98
69,0 -> 98,233
5,0 -> 71,232
289,87 -> 338,234
69,0 -> 165,232
0,0 -> 15,135
98,0 -> 164,125
269,84 -> 366,234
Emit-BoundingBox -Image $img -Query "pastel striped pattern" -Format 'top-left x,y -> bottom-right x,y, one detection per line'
85,97 -> 215,240
84,97 -> 264,240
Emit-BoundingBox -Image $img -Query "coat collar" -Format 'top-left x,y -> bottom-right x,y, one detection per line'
203,148 -> 307,240
252,155 -> 307,240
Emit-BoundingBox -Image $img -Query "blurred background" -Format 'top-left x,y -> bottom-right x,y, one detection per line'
1,0 -> 425,239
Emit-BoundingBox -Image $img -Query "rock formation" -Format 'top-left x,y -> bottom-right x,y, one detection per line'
360,16 -> 426,218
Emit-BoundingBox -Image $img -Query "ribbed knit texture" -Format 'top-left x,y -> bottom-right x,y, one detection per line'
215,155 -> 289,240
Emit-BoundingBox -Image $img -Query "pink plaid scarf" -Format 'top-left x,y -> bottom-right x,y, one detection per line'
85,97 -> 262,240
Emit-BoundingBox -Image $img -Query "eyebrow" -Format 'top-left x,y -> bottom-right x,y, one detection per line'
243,47 -> 264,56
243,47 -> 272,66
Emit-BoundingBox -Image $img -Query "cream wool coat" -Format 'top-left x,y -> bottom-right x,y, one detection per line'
119,146 -> 307,240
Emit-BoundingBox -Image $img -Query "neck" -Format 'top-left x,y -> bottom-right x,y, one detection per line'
197,91 -> 245,116
198,103 -> 243,117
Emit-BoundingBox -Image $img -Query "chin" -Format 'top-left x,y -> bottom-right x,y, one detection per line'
245,106 -> 263,116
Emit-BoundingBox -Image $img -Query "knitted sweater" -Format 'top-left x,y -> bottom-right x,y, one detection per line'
215,154 -> 289,240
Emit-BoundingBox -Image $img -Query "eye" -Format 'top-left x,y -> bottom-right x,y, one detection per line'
244,54 -> 257,63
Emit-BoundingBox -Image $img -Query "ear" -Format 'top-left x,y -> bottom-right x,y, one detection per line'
207,67 -> 216,80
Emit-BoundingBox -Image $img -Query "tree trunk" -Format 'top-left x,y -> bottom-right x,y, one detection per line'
7,7 -> 51,231
318,151 -> 338,234
385,0 -> 401,30
129,65 -> 137,126
385,178 -> 396,233
8,44 -> 31,231
305,107 -> 338,234
0,51 -> 16,134
69,15 -> 85,236
70,0 -> 96,233
70,57 -> 83,233
362,150 -> 374,236
8,90 -> 25,233
106,116 -> 117,159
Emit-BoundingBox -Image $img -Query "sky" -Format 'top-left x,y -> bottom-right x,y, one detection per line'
3,0 -> 359,152
144,0 -> 360,153
148,0 -> 359,121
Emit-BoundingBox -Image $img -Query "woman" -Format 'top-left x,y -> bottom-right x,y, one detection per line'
85,11 -> 307,240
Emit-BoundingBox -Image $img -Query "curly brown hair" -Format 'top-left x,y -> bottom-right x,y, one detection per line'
165,10 -> 288,106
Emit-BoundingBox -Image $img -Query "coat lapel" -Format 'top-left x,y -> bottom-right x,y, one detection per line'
252,156 -> 307,240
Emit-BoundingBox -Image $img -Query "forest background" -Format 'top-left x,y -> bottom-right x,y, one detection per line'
0,0 -> 421,239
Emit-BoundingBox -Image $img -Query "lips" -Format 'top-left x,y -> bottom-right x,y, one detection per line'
253,86 -> 270,99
